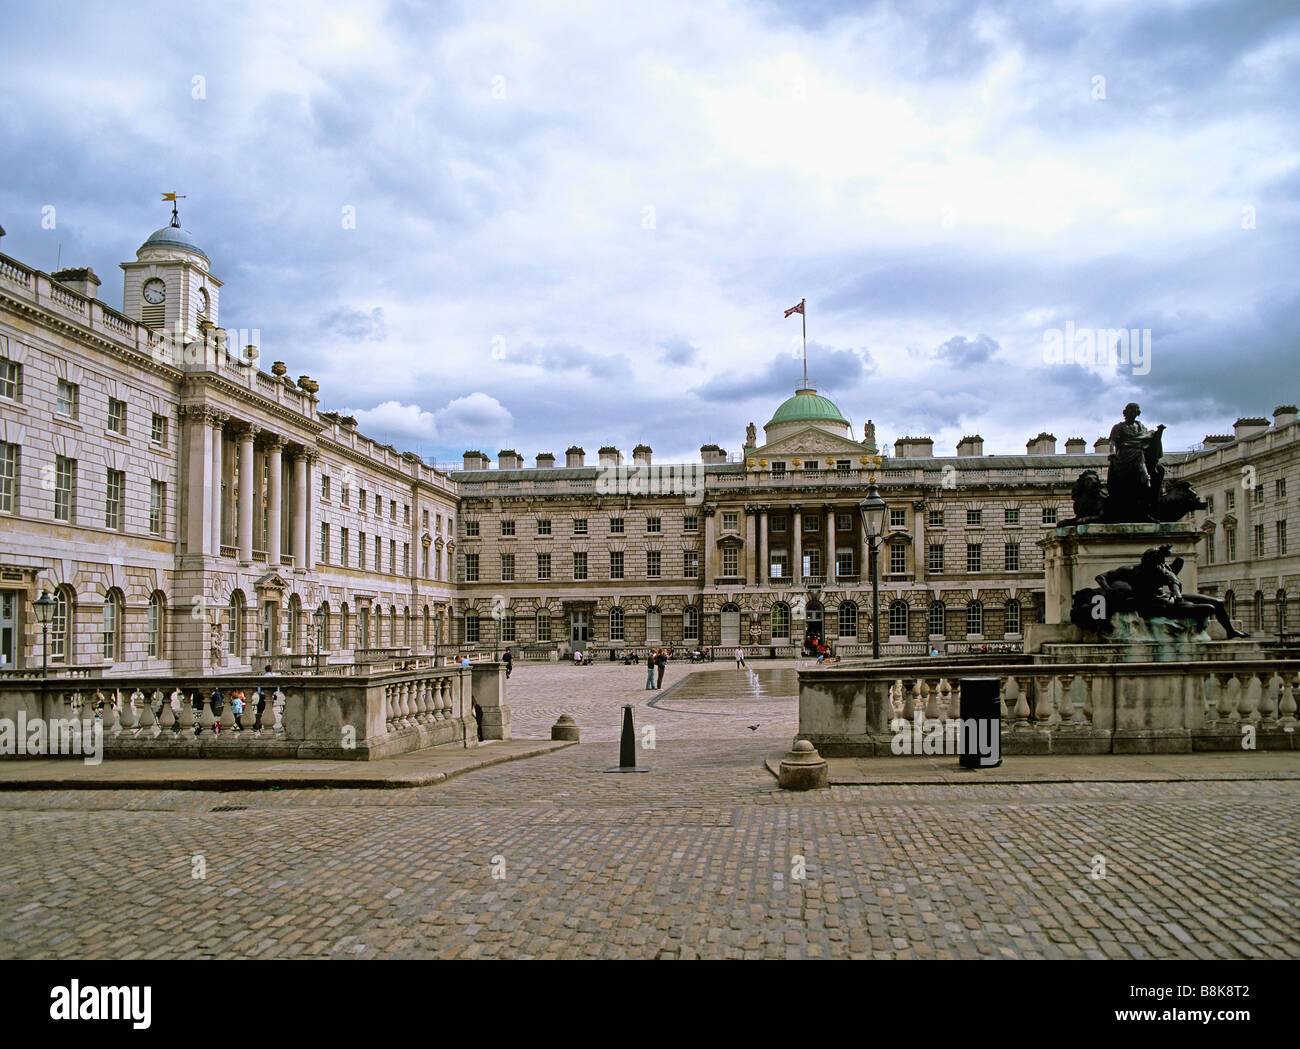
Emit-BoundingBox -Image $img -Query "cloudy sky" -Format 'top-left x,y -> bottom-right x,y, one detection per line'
2,0 -> 1297,465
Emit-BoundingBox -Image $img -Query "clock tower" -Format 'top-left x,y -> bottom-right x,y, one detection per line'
120,208 -> 221,337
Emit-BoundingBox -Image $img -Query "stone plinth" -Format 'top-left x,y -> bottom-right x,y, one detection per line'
1037,522 -> 1202,637
778,739 -> 829,790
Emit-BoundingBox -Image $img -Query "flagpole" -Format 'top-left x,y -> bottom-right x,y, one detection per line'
802,298 -> 807,386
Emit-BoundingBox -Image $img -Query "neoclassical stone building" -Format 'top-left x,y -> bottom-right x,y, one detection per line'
1,217 -> 1295,672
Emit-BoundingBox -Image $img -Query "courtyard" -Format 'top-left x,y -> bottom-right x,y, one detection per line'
0,662 -> 1297,960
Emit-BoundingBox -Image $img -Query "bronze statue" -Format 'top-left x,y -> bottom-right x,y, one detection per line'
1106,402 -> 1166,522
1071,544 -> 1249,638
1058,469 -> 1107,527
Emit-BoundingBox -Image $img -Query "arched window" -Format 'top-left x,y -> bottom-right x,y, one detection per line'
609,607 -> 625,642
227,591 -> 246,658
683,605 -> 699,641
147,591 -> 165,659
888,599 -> 909,637
771,602 -> 791,640
927,601 -> 946,637
720,603 -> 740,645
535,609 -> 552,642
838,601 -> 858,638
50,586 -> 73,664
102,589 -> 124,662
645,606 -> 662,644
967,600 -> 984,636
1004,598 -> 1021,636
287,594 -> 302,653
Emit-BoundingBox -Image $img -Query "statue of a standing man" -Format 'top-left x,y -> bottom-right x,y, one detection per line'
1106,403 -> 1166,521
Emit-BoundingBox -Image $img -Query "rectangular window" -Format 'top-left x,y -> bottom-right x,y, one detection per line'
0,442 -> 17,513
357,488 -> 366,513
422,544 -> 429,578
465,615 -> 479,643
404,504 -> 410,525
836,459 -> 851,473
0,357 -> 19,401
321,475 -> 331,500
375,493 -> 381,514
500,614 -> 516,642
836,513 -> 852,532
1254,484 -> 1265,506
683,515 -> 698,532
422,508 -> 428,528
150,412 -> 168,446
1226,529 -> 1236,561
375,535 -> 382,570
1226,489 -> 1235,511
722,547 -> 738,576
56,380 -> 78,418
54,457 -> 76,522
501,519 -> 516,536
1042,507 -> 1058,525
465,553 -> 480,581
573,552 -> 588,579
771,462 -> 786,476
803,514 -> 819,532
1005,542 -> 1020,571
537,518 -> 551,535
500,553 -> 515,581
610,551 -> 624,579
967,543 -> 982,572
966,508 -> 982,526
341,527 -> 350,566
1277,478 -> 1288,501
403,543 -> 410,574
149,480 -> 165,535
1278,521 -> 1288,556
928,509 -> 944,528
341,482 -> 351,507
684,551 -> 700,578
1206,532 -> 1215,564
836,549 -> 853,576
609,517 -> 624,534
804,460 -> 819,471
1004,507 -> 1020,525
390,501 -> 397,521
890,508 -> 906,528
646,516 -> 661,533
320,523 -> 329,562
889,544 -> 906,574
1205,495 -> 1214,515
573,518 -> 588,535
723,511 -> 739,530
927,544 -> 944,572
647,550 -> 661,578
537,553 -> 551,580
536,612 -> 552,642
1254,523 -> 1265,558
770,514 -> 787,532
464,520 -> 480,537
770,551 -> 787,578
389,539 -> 396,573
359,532 -> 366,569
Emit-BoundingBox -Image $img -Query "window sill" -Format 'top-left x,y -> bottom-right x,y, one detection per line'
0,398 -> 26,413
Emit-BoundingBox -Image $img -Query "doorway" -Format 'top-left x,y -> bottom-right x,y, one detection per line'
0,591 -> 17,668
570,610 -> 589,644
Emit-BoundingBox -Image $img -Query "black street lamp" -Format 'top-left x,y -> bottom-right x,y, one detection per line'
312,605 -> 325,674
33,589 -> 55,680
859,484 -> 887,660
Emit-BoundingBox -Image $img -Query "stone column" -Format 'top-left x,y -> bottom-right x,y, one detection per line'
292,451 -> 308,569
703,506 -> 717,584
210,412 -> 227,554
745,506 -> 757,584
824,503 -> 835,580
758,506 -> 769,587
183,406 -> 214,557
267,437 -> 283,567
237,425 -> 258,563
792,504 -> 803,585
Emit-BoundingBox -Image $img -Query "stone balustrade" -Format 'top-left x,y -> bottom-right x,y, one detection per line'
0,661 -> 510,759
798,658 -> 1300,756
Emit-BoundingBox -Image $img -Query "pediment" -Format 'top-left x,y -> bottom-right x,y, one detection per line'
254,571 -> 290,591
755,426 -> 869,460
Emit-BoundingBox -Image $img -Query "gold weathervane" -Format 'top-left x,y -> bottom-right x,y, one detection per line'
161,192 -> 186,228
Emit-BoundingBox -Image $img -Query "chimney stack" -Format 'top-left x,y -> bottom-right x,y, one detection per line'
497,449 -> 522,470
700,444 -> 728,464
893,436 -> 934,458
535,452 -> 555,469
598,445 -> 622,467
565,445 -> 586,468
462,450 -> 490,471
51,267 -> 101,300
1026,432 -> 1057,455
1093,437 -> 1111,454
1233,417 -> 1269,440
1064,437 -> 1087,454
956,435 -> 984,457
1273,405 -> 1298,428
633,443 -> 652,466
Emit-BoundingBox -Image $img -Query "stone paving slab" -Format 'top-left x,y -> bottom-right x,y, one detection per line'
0,739 -> 575,790
766,750 -> 1300,784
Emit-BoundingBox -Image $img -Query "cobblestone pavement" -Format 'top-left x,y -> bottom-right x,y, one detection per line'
1,731 -> 1297,959
503,660 -> 801,742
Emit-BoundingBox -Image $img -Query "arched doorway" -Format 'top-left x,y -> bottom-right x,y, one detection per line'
720,603 -> 740,646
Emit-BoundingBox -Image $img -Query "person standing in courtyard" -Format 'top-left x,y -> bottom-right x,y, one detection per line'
503,648 -> 513,679
646,649 -> 657,689
735,646 -> 746,669
656,647 -> 667,689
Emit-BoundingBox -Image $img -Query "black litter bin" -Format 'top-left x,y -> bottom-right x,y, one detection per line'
958,677 -> 1002,768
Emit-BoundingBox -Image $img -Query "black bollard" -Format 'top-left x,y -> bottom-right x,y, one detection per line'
605,703 -> 650,773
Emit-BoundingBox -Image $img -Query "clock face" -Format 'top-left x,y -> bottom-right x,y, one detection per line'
142,278 -> 165,305
198,287 -> 209,314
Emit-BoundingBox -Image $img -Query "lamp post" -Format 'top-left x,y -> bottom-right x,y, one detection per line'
33,589 -> 55,680
859,483 -> 887,660
312,606 -> 324,674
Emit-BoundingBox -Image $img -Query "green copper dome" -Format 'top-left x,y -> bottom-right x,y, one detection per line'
767,386 -> 847,426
